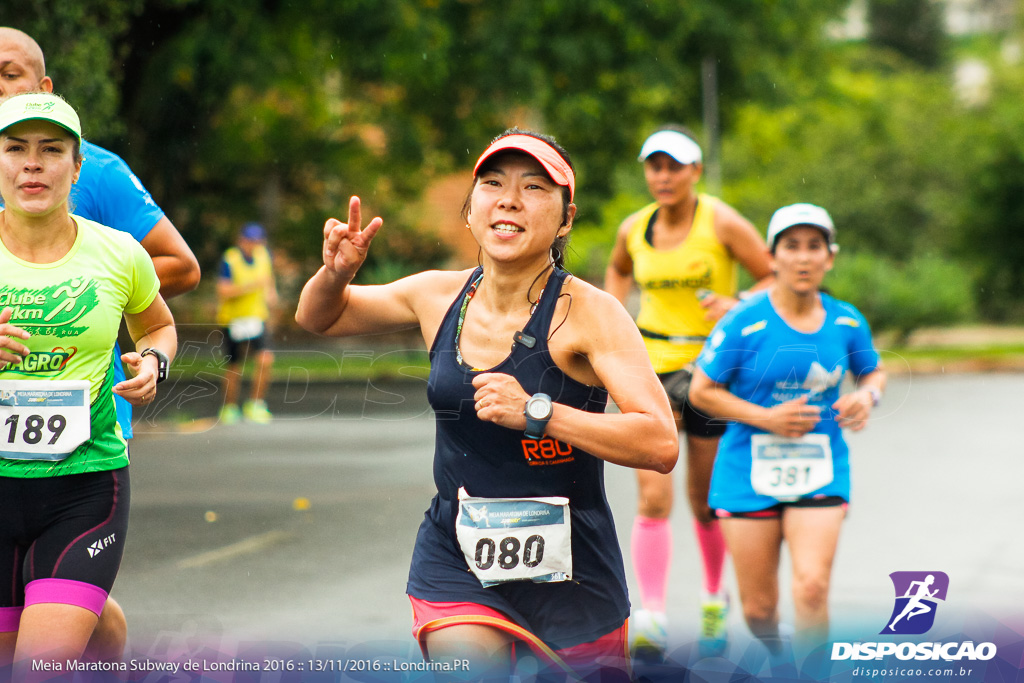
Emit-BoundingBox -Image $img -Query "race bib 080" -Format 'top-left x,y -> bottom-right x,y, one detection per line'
750,432 -> 834,501
455,487 -> 572,588
0,380 -> 91,461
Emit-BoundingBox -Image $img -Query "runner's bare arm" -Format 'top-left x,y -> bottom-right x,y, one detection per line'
295,196 -> 462,339
833,367 -> 886,431
690,367 -> 820,438
701,204 -> 774,321
115,295 -> 177,405
140,217 -> 201,298
472,285 -> 677,473
715,203 -> 773,285
216,275 -> 260,299
603,216 -> 637,307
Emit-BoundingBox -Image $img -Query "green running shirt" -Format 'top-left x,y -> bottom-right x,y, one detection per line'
0,213 -> 160,477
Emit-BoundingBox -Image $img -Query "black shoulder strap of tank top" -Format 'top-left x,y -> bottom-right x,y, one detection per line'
644,199 -> 699,247
644,208 -> 659,246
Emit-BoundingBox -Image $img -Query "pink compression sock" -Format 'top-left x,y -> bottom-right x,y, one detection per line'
631,516 -> 672,613
693,518 -> 727,595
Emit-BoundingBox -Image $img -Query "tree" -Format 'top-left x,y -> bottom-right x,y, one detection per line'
1,0 -> 144,138
867,0 -> 948,69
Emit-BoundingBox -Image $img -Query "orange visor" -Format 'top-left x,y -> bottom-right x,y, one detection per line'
473,134 -> 575,201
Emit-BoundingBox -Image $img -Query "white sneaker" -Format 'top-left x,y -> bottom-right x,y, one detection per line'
630,609 -> 668,662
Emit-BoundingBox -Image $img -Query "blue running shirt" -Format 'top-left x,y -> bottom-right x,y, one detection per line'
697,291 -> 880,513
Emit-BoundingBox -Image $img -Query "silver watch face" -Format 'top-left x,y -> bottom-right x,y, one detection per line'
526,396 -> 550,419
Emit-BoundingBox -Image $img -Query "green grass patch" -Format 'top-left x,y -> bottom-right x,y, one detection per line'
887,344 -> 1024,362
166,343 -> 1024,385
171,348 -> 431,383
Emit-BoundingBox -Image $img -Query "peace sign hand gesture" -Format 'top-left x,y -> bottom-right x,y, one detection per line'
322,196 -> 383,281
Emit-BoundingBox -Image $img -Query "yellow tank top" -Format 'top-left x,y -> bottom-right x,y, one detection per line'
216,244 -> 273,325
626,195 -> 737,372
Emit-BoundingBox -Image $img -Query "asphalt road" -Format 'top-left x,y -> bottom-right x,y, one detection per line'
115,372 -> 1024,675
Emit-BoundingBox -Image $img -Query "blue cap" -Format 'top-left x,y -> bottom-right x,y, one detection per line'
240,222 -> 266,241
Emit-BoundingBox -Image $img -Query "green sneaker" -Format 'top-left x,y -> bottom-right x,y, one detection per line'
699,592 -> 729,657
243,399 -> 272,424
218,403 -> 241,426
630,609 -> 667,663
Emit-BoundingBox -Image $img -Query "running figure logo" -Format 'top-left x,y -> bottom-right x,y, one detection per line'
882,571 -> 949,635
465,504 -> 490,527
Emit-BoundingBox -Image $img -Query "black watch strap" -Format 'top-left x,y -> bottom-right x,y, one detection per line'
140,347 -> 170,384
523,393 -> 553,440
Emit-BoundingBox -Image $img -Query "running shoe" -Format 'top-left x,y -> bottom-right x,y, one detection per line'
218,403 -> 241,426
243,399 -> 272,424
630,609 -> 668,663
698,592 -> 729,657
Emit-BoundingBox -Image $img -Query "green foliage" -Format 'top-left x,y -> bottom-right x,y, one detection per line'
565,191 -> 648,282
100,0 -> 850,281
119,0 -> 451,274
1,0 -> 145,139
867,0 -> 948,69
952,59 -> 1024,320
828,251 -> 975,342
12,0 -> 1024,342
722,53 -> 970,259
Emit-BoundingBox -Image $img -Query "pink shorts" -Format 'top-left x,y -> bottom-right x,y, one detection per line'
409,596 -> 630,678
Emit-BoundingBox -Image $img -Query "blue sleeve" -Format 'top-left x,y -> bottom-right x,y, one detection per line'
69,142 -> 165,242
219,258 -> 232,280
843,305 -> 880,377
697,309 -> 751,387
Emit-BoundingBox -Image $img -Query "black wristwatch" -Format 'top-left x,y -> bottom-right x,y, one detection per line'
140,348 -> 170,384
523,393 -> 553,440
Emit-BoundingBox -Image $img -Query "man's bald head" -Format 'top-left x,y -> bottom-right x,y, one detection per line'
0,27 -> 52,95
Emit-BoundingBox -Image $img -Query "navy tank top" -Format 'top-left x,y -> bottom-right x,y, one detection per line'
406,267 -> 630,649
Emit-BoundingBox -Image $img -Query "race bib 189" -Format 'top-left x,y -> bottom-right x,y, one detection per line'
455,487 -> 572,588
750,433 -> 834,501
0,380 -> 91,461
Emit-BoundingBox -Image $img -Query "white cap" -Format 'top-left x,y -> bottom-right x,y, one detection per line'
766,203 -> 835,250
638,130 -> 702,165
0,92 -> 81,144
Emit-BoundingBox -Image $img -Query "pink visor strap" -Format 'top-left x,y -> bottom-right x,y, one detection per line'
25,578 -> 108,617
473,134 -> 575,201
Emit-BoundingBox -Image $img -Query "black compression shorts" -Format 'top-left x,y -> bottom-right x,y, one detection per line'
658,371 -> 727,438
714,494 -> 848,519
221,328 -> 271,366
0,467 -> 130,629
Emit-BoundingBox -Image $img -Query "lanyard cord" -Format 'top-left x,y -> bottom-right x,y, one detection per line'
454,271 -> 546,370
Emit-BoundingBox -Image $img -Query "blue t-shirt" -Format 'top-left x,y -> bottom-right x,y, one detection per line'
1,141 -> 166,438
697,291 -> 880,512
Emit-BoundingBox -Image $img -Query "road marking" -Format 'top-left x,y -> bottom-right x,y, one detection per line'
176,530 -> 291,569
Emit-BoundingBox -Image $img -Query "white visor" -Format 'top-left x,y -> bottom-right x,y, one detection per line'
766,203 -> 836,249
638,130 -> 703,165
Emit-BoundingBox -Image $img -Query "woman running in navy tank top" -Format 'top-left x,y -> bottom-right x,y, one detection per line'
296,129 -> 678,680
